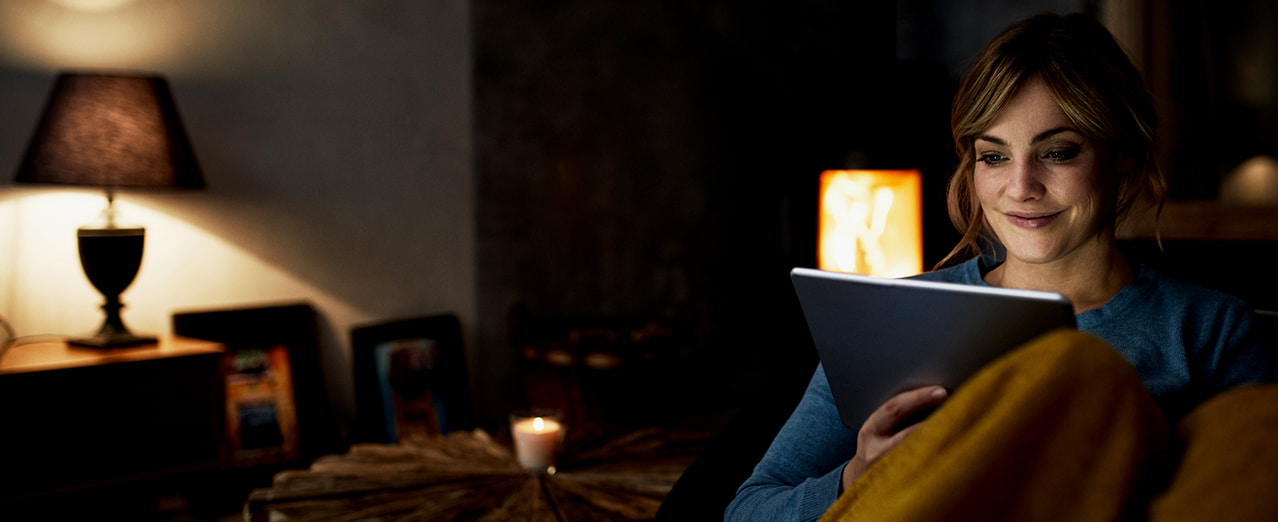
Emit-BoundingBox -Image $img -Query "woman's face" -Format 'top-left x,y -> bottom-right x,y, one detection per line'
973,75 -> 1117,267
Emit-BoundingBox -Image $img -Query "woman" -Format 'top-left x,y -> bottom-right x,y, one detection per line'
726,12 -> 1276,522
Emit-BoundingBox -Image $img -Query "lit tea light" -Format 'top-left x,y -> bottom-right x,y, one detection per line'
511,413 -> 563,474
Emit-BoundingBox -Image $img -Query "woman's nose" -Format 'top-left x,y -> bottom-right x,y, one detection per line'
1005,161 -> 1047,201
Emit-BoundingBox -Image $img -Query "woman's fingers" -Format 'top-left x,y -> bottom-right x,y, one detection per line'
846,386 -> 950,488
864,385 -> 948,436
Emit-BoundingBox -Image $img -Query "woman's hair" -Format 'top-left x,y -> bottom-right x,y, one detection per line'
936,12 -> 1166,269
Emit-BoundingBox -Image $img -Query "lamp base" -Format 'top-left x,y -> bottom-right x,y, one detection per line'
69,331 -> 157,349
73,223 -> 154,349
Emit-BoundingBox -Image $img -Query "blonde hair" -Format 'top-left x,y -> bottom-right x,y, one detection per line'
936,12 -> 1166,269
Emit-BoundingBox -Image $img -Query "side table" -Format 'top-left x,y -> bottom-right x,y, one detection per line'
0,336 -> 226,502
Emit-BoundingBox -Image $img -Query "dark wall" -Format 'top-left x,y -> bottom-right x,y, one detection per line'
474,1 -> 713,428
1158,1 -> 1278,199
473,0 -> 958,427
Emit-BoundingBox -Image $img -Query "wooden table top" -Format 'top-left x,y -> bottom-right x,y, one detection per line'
0,336 -> 225,375
246,428 -> 710,521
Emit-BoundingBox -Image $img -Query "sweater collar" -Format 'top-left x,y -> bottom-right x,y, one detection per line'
965,256 -> 1152,326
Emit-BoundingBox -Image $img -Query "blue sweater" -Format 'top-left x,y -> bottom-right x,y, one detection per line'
725,257 -> 1277,522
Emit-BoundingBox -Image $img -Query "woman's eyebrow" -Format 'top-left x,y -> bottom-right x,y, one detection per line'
974,134 -> 1007,146
974,127 -> 1078,147
1031,127 -> 1076,144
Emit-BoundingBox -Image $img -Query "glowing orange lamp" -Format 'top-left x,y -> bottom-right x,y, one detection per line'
818,169 -> 922,278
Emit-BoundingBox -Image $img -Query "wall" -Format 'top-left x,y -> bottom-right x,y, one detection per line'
473,0 -> 715,429
0,0 -> 474,436
897,0 -> 1083,79
473,0 -> 920,428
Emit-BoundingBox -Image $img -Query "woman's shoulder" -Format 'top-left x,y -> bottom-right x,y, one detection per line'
1135,265 -> 1278,397
1114,264 -> 1264,353
1133,265 -> 1256,319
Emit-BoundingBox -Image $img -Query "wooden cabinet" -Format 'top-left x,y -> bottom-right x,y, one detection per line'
0,337 -> 225,501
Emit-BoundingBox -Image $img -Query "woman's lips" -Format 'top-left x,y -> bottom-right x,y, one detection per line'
1005,211 -> 1062,229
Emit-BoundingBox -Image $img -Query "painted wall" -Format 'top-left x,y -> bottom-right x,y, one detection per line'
0,0 -> 474,436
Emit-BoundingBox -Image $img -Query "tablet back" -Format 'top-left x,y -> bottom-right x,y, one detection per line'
791,267 -> 1075,430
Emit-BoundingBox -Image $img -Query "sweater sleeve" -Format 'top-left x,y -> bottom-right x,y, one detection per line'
725,364 -> 858,522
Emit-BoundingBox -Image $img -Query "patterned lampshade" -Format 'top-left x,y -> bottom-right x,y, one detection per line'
15,72 -> 204,190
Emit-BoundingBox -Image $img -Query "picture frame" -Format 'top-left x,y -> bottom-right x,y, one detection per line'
172,302 -> 339,465
352,314 -> 473,443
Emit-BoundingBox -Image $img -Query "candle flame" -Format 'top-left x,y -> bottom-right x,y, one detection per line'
533,417 -> 544,431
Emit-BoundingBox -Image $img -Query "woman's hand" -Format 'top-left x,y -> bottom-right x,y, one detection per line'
842,385 -> 949,490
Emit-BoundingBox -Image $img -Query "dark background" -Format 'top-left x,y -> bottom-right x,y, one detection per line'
474,0 -> 1278,429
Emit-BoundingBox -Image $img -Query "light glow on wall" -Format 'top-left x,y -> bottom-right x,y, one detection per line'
7,191 -> 111,334
0,190 -> 366,340
50,0 -> 138,12
1221,155 -> 1278,206
0,0 -> 187,70
818,169 -> 922,278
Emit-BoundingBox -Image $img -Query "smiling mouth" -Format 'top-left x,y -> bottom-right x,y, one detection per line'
1005,211 -> 1062,229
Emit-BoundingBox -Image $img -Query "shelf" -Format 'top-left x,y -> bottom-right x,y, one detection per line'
1117,201 -> 1278,241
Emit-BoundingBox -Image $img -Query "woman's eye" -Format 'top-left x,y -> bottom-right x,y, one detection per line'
1043,148 -> 1079,162
977,153 -> 1006,166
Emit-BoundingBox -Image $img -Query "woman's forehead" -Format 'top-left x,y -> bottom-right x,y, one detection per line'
980,77 -> 1077,141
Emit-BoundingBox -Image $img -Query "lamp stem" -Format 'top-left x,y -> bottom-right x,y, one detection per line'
104,188 -> 117,229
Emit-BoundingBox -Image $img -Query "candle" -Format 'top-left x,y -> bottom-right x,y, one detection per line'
511,415 -> 562,473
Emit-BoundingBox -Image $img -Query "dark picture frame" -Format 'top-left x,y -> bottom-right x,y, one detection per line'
352,314 -> 473,443
172,302 -> 339,465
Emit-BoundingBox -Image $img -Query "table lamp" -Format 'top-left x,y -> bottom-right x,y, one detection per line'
14,72 -> 204,348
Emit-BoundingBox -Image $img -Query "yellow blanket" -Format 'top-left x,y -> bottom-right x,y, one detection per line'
821,329 -> 1278,522
1149,385 -> 1278,521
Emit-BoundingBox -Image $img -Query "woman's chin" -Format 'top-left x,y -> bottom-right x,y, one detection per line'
1002,244 -> 1067,265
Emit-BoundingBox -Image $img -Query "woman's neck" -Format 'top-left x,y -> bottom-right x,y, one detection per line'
984,238 -> 1134,314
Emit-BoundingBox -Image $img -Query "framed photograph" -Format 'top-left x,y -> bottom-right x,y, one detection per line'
352,315 -> 473,443
172,302 -> 339,465
221,344 -> 299,466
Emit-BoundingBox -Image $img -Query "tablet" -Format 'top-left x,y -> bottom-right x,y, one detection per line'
791,267 -> 1075,430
